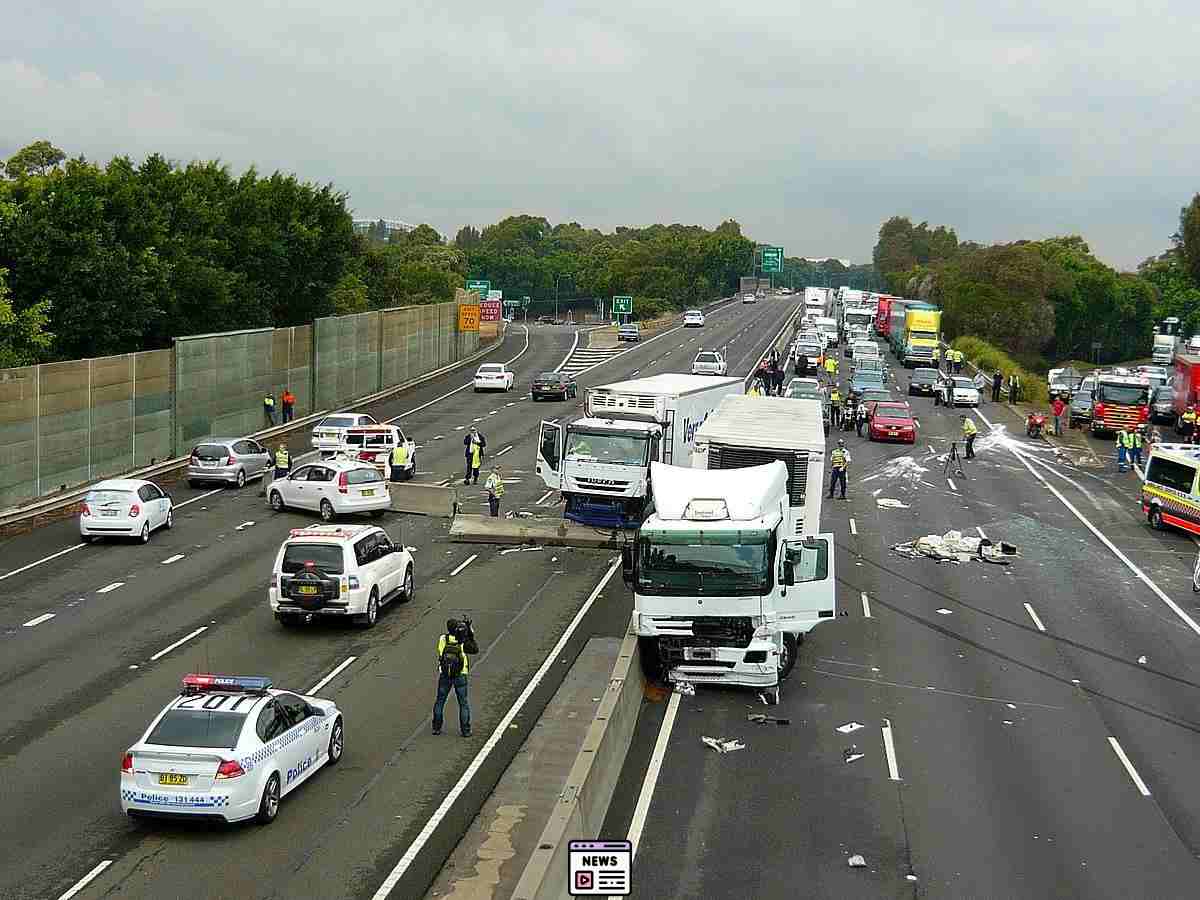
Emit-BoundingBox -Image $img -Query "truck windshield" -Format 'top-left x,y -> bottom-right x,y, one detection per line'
636,529 -> 773,596
1097,384 -> 1148,405
565,430 -> 649,466
909,330 -> 938,342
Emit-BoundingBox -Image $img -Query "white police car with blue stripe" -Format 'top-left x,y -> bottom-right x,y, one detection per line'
120,674 -> 343,825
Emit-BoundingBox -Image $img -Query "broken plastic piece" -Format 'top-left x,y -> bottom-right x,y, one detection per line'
674,681 -> 696,696
876,498 -> 910,509
848,855 -> 867,868
747,713 -> 790,725
836,721 -> 864,734
701,736 -> 746,754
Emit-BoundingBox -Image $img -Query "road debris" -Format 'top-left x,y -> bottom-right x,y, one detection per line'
848,855 -> 867,868
876,498 -> 910,509
747,713 -> 790,725
701,736 -> 746,754
836,721 -> 864,734
674,681 -> 696,696
892,529 -> 1017,565
1138,655 -> 1148,665
843,745 -> 864,763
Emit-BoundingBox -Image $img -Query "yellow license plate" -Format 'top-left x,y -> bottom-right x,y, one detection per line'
361,489 -> 375,497
158,773 -> 189,786
298,585 -> 319,595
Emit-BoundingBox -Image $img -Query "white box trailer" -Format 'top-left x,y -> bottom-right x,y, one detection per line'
536,373 -> 743,528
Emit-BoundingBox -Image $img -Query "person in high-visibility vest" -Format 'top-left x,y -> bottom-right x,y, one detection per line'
1183,405 -> 1197,440
390,442 -> 409,483
824,356 -> 838,380
274,444 -> 290,478
961,416 -> 978,459
263,393 -> 276,426
485,466 -> 506,517
1130,427 -> 1144,469
827,440 -> 851,500
829,388 -> 842,428
464,427 -> 486,484
1116,427 -> 1135,472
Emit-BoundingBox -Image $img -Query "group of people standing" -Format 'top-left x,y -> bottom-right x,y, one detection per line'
751,349 -> 787,396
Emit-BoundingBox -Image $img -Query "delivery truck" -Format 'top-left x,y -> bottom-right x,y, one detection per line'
624,396 -> 835,696
536,373 -> 742,528
1153,317 -> 1181,365
897,304 -> 942,367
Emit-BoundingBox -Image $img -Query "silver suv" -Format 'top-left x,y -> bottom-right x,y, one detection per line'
187,438 -> 271,489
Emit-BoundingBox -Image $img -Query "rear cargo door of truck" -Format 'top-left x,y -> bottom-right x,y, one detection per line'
778,533 -> 837,634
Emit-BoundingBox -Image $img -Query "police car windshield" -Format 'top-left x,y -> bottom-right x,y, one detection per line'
147,710 -> 247,749
282,544 -> 345,574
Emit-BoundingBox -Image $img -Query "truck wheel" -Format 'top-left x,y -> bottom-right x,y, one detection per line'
637,638 -> 664,683
779,634 -> 799,681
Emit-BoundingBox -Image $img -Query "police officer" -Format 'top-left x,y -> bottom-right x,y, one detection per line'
432,618 -> 479,737
1183,405 -> 1197,440
1130,427 -> 1144,469
274,443 -> 290,478
390,440 -> 408,483
856,399 -> 869,437
464,426 -> 486,484
961,415 -> 978,459
1116,427 -> 1132,472
824,354 -> 838,383
827,440 -> 850,500
263,392 -> 277,426
485,465 -> 505,517
829,387 -> 842,428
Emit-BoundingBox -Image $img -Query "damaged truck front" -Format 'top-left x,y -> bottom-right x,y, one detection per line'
623,396 -> 835,694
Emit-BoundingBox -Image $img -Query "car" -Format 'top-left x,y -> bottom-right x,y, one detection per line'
340,425 -> 416,480
186,437 -> 272,489
858,387 -> 894,406
848,370 -> 886,400
1150,385 -> 1176,425
80,479 -> 174,544
1069,388 -> 1094,428
784,380 -> 831,434
617,323 -> 642,342
853,356 -> 887,378
1072,375 -> 1096,401
742,293 -> 757,304
473,363 -> 515,392
120,673 -> 343,825
939,375 -> 980,407
269,523 -> 414,628
793,340 -> 824,371
908,367 -> 940,396
537,315 -> 556,324
786,377 -> 822,393
691,350 -> 728,376
531,371 -> 579,401
868,401 -> 917,444
311,413 -> 379,457
268,459 -> 392,522
683,310 -> 706,327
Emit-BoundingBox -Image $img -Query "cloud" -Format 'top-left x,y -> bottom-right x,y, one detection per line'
0,0 -> 1196,268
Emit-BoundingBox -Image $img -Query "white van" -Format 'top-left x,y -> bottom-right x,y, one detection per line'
1141,443 -> 1200,534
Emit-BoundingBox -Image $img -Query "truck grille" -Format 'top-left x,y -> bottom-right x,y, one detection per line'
1098,406 -> 1143,428
709,444 -> 807,507
575,477 -> 630,492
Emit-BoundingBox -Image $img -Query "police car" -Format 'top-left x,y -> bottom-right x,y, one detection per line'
120,674 -> 343,825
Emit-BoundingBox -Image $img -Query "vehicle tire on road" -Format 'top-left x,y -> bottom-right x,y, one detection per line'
327,717 -> 344,765
401,566 -> 414,602
139,522 -> 150,544
277,614 -> 300,628
360,590 -> 378,628
256,773 -> 281,825
1149,505 -> 1164,530
270,491 -> 285,512
188,479 -> 200,489
236,469 -> 246,489
638,637 -> 664,682
164,509 -> 173,530
779,634 -> 799,681
81,534 -> 95,544
320,499 -> 335,523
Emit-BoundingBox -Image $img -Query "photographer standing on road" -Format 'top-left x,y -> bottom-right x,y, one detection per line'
432,618 -> 480,737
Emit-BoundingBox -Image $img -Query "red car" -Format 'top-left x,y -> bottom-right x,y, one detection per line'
868,401 -> 917,443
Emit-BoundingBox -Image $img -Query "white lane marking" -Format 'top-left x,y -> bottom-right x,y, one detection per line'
96,582 -> 124,594
174,487 -> 223,510
976,526 -> 988,540
554,328 -> 581,373
434,435 -> 444,440
56,860 -> 114,900
454,425 -> 466,431
308,656 -> 358,694
972,407 -> 1200,638
149,626 -> 208,661
0,543 -> 86,583
1024,603 -> 1047,632
627,689 -> 681,857
947,477 -> 958,492
437,479 -> 452,487
496,445 -> 514,457
161,553 -> 185,565
849,517 -> 857,535
235,521 -> 255,530
370,558 -> 621,899
861,592 -> 872,618
1108,736 -> 1151,796
23,612 -> 56,627
449,554 -> 478,577
882,718 -> 901,781
535,489 -> 554,505
385,326 -> 532,425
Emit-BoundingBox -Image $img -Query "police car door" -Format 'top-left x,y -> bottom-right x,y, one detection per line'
274,694 -> 320,793
536,421 -> 564,491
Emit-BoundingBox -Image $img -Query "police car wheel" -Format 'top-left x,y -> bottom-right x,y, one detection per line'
139,522 -> 150,544
235,469 -> 246,489
360,591 -> 379,628
256,773 -> 281,825
164,509 -> 173,530
402,567 -> 414,602
328,717 -> 344,765
270,491 -> 285,511
320,499 -> 335,522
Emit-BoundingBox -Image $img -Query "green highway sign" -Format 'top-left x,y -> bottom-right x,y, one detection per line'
612,295 -> 633,314
761,247 -> 784,273
467,279 -> 491,298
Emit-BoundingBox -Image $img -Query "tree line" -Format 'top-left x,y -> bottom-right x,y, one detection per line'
872,200 -> 1200,367
2,141 -> 814,365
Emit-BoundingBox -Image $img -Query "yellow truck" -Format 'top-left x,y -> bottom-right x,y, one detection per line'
902,306 -> 942,368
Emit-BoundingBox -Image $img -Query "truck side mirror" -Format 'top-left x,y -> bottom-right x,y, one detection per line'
783,560 -> 795,586
621,546 -> 634,585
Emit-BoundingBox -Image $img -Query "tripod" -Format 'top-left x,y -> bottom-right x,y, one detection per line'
944,440 -> 966,478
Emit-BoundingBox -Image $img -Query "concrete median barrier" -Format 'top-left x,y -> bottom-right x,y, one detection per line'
388,482 -> 458,517
512,616 -> 642,900
448,513 -> 631,548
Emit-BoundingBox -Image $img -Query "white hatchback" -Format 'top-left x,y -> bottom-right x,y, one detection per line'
691,350 -> 728,376
683,310 -> 706,327
268,460 -> 391,521
474,363 -> 515,392
121,674 -> 342,825
80,479 -> 174,544
269,524 -> 414,628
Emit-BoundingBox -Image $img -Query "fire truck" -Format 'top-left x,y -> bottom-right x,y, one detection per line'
1090,372 -> 1149,436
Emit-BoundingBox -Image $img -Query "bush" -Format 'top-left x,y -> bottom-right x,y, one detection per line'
951,336 -> 1049,406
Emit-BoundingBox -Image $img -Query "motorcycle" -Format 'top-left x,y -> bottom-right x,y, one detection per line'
1026,412 -> 1047,438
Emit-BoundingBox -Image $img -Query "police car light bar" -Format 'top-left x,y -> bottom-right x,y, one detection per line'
182,674 -> 272,695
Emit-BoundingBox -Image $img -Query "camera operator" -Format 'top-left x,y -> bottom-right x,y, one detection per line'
432,617 -> 480,737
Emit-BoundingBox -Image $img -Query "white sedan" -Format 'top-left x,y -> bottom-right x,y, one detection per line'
692,350 -> 728,376
121,674 -> 343,825
474,363 -> 515,392
939,375 -> 981,407
268,459 -> 392,521
683,310 -> 706,327
80,479 -> 174,543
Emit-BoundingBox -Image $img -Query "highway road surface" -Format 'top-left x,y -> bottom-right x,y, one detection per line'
603,345 -> 1200,898
0,296 -> 797,900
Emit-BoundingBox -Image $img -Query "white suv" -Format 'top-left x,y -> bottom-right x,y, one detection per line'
691,350 -> 728,376
269,524 -> 414,628
268,459 -> 391,521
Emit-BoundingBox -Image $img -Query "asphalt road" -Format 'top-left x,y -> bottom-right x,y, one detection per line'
604,346 -> 1200,899
0,296 -> 798,900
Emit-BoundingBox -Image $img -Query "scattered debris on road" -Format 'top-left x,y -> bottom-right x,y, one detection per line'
843,745 -> 864,763
674,681 -> 696,696
876,498 -> 910,509
892,529 -> 1018,564
848,855 -> 867,868
836,721 -> 864,734
702,736 -> 746,754
747,713 -> 790,725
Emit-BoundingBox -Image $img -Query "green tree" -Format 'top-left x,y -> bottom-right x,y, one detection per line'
1179,194 -> 1200,288
4,140 -> 66,179
0,266 -> 53,367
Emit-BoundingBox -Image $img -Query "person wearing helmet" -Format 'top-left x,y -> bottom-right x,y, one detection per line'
827,439 -> 851,500
433,617 -> 479,737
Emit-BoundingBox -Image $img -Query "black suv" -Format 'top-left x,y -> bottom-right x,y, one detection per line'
908,367 -> 940,396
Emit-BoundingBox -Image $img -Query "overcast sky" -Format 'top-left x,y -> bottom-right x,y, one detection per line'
2,1 -> 1195,269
